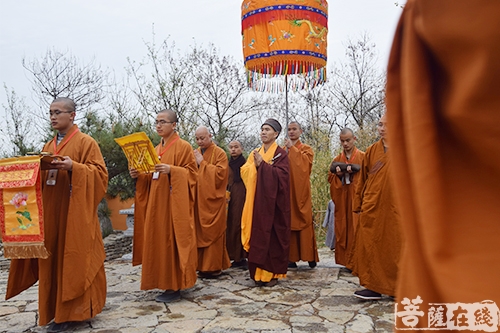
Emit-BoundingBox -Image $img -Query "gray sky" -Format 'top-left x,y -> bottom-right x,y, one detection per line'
0,0 -> 402,116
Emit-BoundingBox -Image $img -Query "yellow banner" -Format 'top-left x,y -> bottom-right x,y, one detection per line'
114,132 -> 160,173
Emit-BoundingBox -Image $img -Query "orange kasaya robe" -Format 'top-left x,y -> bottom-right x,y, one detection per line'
6,124 -> 108,326
195,142 -> 231,272
352,139 -> 402,296
327,147 -> 364,268
287,140 -> 319,263
133,133 -> 198,291
386,1 -> 500,328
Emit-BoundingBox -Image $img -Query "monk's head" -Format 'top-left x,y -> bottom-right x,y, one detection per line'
339,128 -> 356,154
287,121 -> 303,141
156,109 -> 177,139
229,140 -> 243,158
261,118 -> 281,145
49,97 -> 76,134
377,114 -> 387,141
195,126 -> 212,149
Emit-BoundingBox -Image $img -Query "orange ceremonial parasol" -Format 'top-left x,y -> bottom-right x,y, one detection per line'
241,0 -> 328,126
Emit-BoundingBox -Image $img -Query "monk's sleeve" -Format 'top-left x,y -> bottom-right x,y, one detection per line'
199,148 -> 228,193
62,137 -> 108,302
288,145 -> 313,174
353,150 -> 369,212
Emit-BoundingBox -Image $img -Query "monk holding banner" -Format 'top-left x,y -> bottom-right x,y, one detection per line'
130,109 -> 198,303
193,126 -> 231,278
386,1 -> 500,329
285,121 -> 319,269
352,115 -> 402,300
6,97 -> 108,332
328,128 -> 364,269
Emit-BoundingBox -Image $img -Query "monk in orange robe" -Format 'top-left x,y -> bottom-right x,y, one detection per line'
193,126 -> 231,278
130,109 -> 198,303
328,128 -> 364,269
6,97 -> 108,332
352,115 -> 403,300
386,1 -> 500,329
285,121 -> 319,269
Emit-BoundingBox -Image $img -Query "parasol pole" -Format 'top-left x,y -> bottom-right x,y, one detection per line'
285,74 -> 289,138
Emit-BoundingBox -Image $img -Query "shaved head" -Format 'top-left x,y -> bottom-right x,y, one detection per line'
229,140 -> 243,158
158,109 -> 178,123
52,97 -> 76,112
288,121 -> 302,130
229,140 -> 242,148
195,126 -> 212,149
340,128 -> 354,136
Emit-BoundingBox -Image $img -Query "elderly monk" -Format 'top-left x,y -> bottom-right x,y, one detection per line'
352,115 -> 403,300
6,97 -> 108,332
226,140 -> 247,268
193,126 -> 231,278
386,1 -> 500,329
285,121 -> 319,269
241,118 -> 290,287
130,109 -> 198,303
328,128 -> 364,269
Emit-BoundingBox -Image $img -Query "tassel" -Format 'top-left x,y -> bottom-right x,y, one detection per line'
4,242 -> 50,259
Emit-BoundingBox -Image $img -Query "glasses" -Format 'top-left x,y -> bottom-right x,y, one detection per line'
155,120 -> 175,126
49,110 -> 74,117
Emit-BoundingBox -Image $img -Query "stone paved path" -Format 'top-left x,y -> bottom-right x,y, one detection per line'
0,247 -> 395,333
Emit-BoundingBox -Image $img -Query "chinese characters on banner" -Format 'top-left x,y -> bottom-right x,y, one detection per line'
396,296 -> 500,331
114,132 -> 160,173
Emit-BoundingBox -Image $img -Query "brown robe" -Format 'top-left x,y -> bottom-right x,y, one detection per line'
133,133 -> 198,291
226,154 -> 247,262
195,142 -> 231,272
352,139 -> 402,296
287,140 -> 319,263
247,146 -> 291,278
328,147 -> 364,268
6,124 -> 108,326
386,1 -> 500,328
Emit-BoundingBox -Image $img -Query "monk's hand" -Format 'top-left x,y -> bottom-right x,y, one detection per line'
253,150 -> 263,168
346,165 -> 352,173
155,163 -> 171,174
129,168 -> 139,179
335,166 -> 343,176
193,149 -> 203,166
51,156 -> 73,171
284,138 -> 293,149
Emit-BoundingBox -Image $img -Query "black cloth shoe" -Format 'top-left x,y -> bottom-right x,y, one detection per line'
263,279 -> 278,287
308,261 -> 317,268
46,321 -> 73,332
354,289 -> 382,300
198,270 -> 222,279
287,262 -> 298,269
155,290 -> 181,303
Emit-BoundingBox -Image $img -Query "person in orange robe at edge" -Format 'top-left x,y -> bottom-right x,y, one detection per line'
240,118 -> 291,287
351,115 -> 403,300
385,0 -> 500,330
193,126 -> 231,278
6,97 -> 108,333
226,140 -> 248,268
328,128 -> 365,270
285,121 -> 319,269
130,109 -> 198,303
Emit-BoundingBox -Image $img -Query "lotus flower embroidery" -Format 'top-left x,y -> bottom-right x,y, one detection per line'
10,192 -> 33,230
